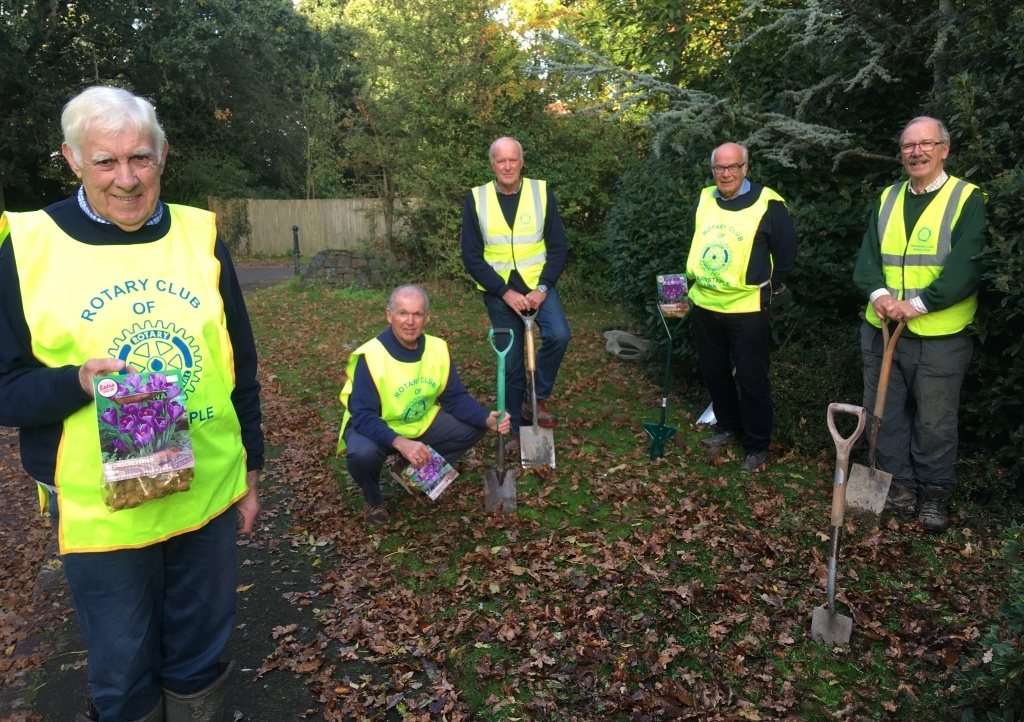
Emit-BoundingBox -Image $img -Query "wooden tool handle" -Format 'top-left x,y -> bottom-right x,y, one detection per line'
873,321 -> 904,420
826,403 -> 868,527
523,321 -> 536,373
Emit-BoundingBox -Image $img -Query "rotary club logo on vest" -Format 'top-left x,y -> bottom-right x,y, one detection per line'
108,320 -> 203,397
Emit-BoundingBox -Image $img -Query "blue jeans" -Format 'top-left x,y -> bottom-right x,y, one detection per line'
345,409 -> 486,506
481,288 -> 571,432
860,322 -> 972,490
60,509 -> 237,721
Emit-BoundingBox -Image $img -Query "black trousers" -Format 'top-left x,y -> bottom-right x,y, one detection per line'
691,304 -> 773,454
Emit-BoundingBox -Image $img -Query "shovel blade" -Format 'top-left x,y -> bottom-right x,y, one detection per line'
643,422 -> 677,460
520,425 -> 555,468
483,468 -> 518,514
810,605 -> 853,645
845,462 -> 892,521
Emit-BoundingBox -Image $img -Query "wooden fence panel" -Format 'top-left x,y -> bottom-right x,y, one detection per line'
208,197 -> 393,256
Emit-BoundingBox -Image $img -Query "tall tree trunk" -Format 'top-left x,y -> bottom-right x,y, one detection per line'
933,0 -> 956,106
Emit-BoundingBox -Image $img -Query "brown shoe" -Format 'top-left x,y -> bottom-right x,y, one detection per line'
363,503 -> 390,527
522,399 -> 557,428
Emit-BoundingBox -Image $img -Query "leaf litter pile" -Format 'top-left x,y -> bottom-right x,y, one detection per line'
0,283 -> 1012,721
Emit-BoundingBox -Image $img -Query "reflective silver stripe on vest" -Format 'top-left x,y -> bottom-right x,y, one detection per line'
476,179 -> 545,246
474,184 -> 500,242
876,183 -> 902,243
488,250 -> 547,271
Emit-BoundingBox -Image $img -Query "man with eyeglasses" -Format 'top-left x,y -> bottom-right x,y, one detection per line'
337,285 -> 510,527
686,142 -> 799,473
854,116 -> 987,533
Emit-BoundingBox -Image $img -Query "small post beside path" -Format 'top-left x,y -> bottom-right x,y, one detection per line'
292,225 -> 300,275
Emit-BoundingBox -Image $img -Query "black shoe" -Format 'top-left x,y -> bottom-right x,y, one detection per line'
741,451 -> 769,473
699,430 -> 744,448
883,481 -> 918,518
918,486 -> 952,534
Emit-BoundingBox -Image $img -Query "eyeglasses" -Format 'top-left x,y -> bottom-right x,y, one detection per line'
393,310 -> 426,321
712,162 -> 746,175
900,140 -> 945,154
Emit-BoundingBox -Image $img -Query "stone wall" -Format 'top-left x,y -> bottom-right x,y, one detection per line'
303,249 -> 407,288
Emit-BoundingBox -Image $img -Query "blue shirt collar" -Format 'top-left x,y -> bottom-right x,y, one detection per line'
76,186 -> 165,227
713,178 -> 751,200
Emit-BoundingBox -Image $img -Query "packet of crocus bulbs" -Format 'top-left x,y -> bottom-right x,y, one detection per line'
93,371 -> 195,511
389,446 -> 457,502
657,273 -> 689,317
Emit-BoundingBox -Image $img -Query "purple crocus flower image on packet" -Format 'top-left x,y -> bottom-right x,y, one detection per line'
657,273 -> 689,317
390,446 -> 458,502
93,371 -> 196,511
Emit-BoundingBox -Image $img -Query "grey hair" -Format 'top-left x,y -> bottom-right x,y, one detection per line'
489,137 -> 524,164
388,285 -> 430,313
62,86 -> 166,166
902,116 -> 951,146
710,143 -> 749,166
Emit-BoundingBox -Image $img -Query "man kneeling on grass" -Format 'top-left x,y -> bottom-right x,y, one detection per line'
337,285 -> 511,527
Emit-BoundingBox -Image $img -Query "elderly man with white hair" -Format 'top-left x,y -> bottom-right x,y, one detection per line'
0,85 -> 263,721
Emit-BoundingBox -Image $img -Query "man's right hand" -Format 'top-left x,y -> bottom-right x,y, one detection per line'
78,358 -> 128,396
502,289 -> 531,314
871,294 -> 896,321
393,436 -> 431,468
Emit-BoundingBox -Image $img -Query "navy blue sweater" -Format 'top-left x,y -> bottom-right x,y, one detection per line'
345,328 -> 489,449
0,195 -> 264,483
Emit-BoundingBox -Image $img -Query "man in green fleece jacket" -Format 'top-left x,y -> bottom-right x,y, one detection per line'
853,116 -> 986,534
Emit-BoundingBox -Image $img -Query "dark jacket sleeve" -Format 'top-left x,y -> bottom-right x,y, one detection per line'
853,198 -> 887,299
216,241 -> 265,471
461,191 -> 511,297
765,200 -> 798,286
0,231 -> 94,430
918,187 -> 987,311
346,355 -> 401,448
538,187 -> 568,289
437,360 -> 490,428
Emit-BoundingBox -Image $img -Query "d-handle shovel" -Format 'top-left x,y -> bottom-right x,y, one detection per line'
811,402 -> 868,646
518,309 -> 556,469
845,321 -> 905,520
484,328 -> 517,513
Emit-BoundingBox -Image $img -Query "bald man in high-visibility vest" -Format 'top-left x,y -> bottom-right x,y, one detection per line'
461,137 -> 571,447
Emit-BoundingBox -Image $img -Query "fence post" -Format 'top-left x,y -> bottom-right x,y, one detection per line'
292,225 -> 300,275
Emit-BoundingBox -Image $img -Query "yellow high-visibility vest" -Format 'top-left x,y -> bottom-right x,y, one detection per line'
687,186 -> 783,313
865,177 -> 979,336
472,178 -> 548,290
337,335 -> 450,453
4,205 -> 247,553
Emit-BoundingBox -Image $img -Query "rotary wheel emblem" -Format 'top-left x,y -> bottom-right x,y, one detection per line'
108,321 -> 203,395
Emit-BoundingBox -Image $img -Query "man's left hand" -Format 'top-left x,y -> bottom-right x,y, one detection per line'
888,300 -> 922,323
524,287 -> 547,310
235,469 -> 260,535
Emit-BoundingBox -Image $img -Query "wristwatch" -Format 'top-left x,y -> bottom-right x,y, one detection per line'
537,284 -> 549,294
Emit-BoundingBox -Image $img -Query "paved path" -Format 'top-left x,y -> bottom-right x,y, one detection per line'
235,264 -> 299,291
0,269 -> 332,722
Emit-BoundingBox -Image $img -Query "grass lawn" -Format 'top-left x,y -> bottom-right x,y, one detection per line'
244,280 -> 1012,721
